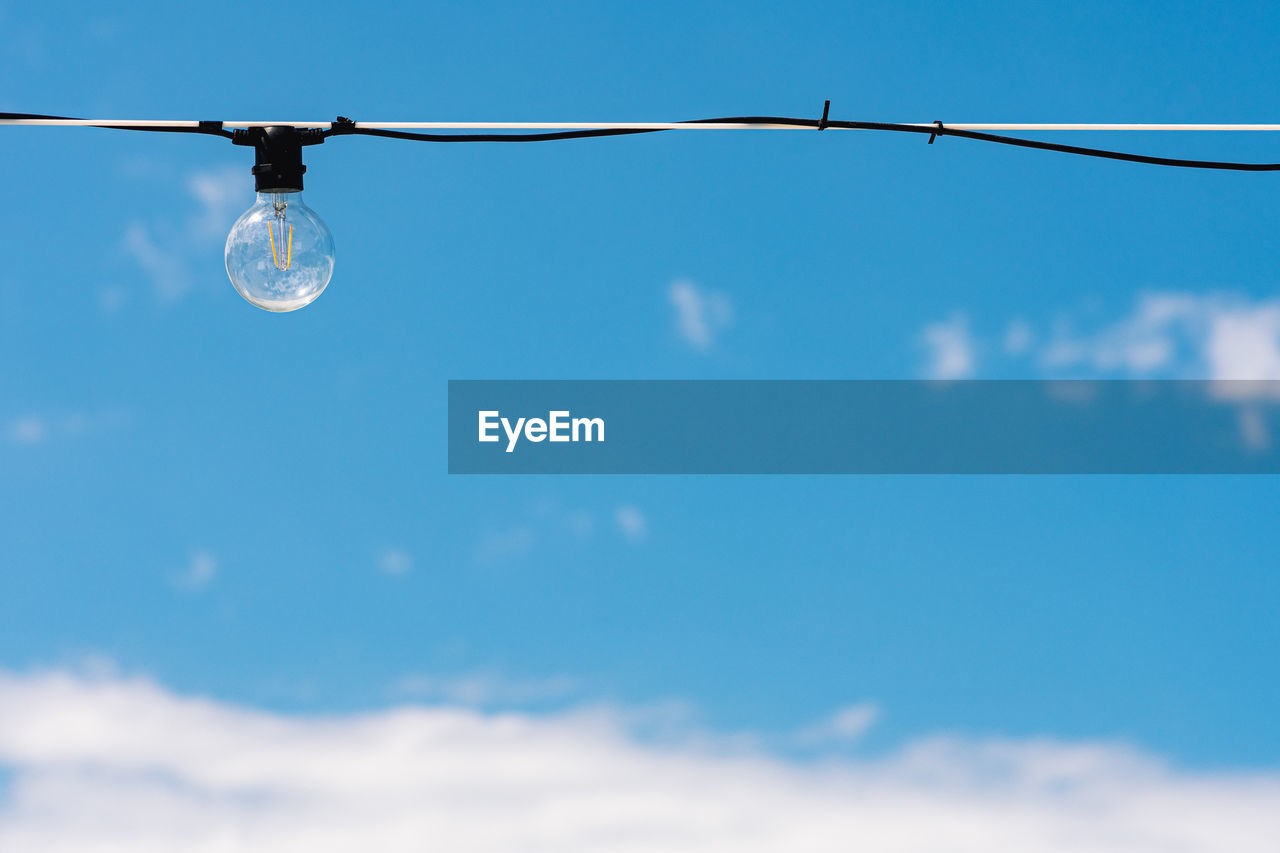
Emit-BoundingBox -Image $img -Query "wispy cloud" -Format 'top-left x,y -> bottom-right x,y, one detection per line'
1237,406 -> 1271,451
474,496 -> 647,564
473,522 -> 537,565
614,504 -> 648,543
122,165 -> 246,302
916,293 -> 1280,447
4,409 -> 128,447
390,670 -> 576,706
1003,318 -> 1034,355
377,548 -> 413,576
97,285 -> 130,314
0,666 -> 1277,852
186,167 -> 249,244
122,222 -> 188,301
1040,293 -> 1212,375
171,550 -> 217,590
919,312 -> 976,379
791,702 -> 880,746
6,416 -> 45,445
933,292 -> 1280,381
669,279 -> 733,350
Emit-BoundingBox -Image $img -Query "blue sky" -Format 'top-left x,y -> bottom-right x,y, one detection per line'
2,2 -> 1280,848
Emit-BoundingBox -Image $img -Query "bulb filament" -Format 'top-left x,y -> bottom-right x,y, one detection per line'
267,200 -> 294,271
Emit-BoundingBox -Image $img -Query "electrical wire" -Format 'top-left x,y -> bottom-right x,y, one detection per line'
322,115 -> 1280,171
8,116 -> 1280,131
0,112 -> 235,138
830,119 -> 1280,172
4,111 -> 1280,170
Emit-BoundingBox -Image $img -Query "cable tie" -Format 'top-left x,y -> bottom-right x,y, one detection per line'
818,100 -> 831,131
331,116 -> 357,135
928,120 -> 943,144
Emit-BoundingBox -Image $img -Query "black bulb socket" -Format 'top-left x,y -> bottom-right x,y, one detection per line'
232,125 -> 325,193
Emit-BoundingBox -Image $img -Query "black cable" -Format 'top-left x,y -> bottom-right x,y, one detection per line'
6,111 -> 1279,170
325,114 -> 1280,171
325,125 -> 658,143
828,119 -> 1280,172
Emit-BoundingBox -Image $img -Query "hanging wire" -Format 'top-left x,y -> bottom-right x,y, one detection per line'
4,110 -> 1280,170
0,112 -> 235,138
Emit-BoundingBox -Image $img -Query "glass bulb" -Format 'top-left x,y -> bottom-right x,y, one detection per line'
225,191 -> 335,312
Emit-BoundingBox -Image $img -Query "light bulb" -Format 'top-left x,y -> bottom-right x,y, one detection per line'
225,190 -> 334,312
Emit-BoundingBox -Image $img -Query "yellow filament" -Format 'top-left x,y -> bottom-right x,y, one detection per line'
266,222 -> 294,271
268,223 -> 279,269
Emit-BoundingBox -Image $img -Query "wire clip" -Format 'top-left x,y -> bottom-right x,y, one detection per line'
928,120 -> 943,144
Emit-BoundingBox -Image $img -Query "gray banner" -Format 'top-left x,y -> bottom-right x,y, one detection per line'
448,380 -> 1280,474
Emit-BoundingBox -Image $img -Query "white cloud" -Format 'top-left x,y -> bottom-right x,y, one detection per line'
614,504 -> 648,543
186,166 -> 248,244
1039,293 -> 1196,374
123,165 -> 247,302
475,497 -> 640,565
1003,319 -> 1034,355
919,313 -> 976,379
378,548 -> 413,576
792,703 -> 879,746
919,293 -> 1280,389
0,666 -> 1278,852
390,670 -> 576,706
1237,406 -> 1271,451
4,410 -> 128,447
171,551 -> 217,590
1037,293 -> 1280,381
98,285 -> 129,314
473,523 -> 536,565
122,221 -> 189,301
1203,302 -> 1280,381
915,293 -> 1280,446
6,416 -> 45,445
669,279 -> 732,350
